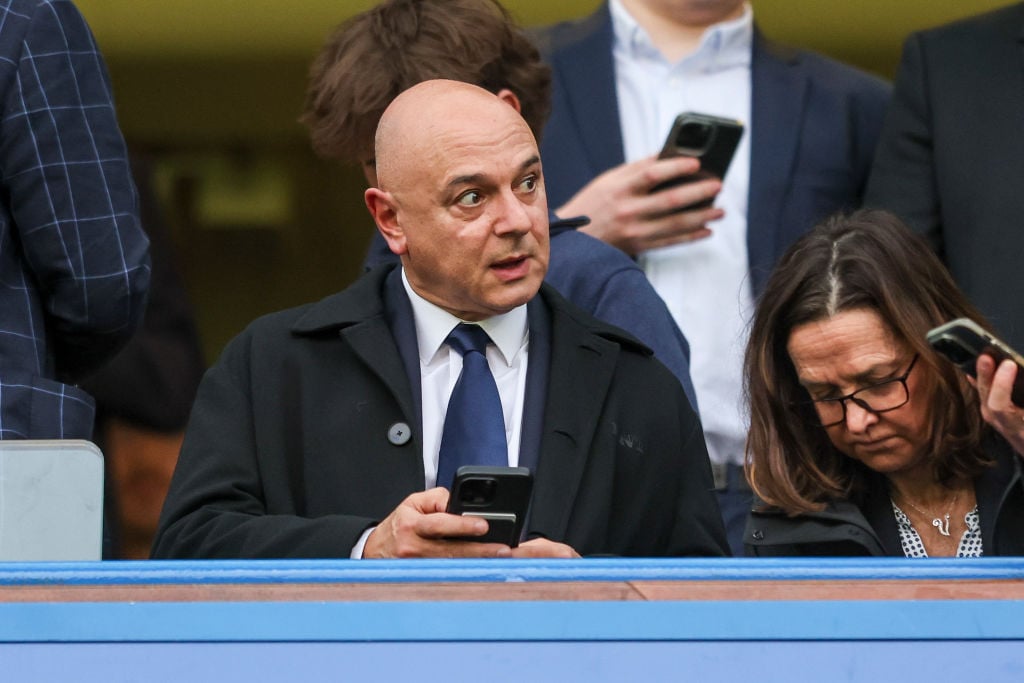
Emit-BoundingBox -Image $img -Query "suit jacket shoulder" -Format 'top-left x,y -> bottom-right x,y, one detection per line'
915,2 -> 1024,44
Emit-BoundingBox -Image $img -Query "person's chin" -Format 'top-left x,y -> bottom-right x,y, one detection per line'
484,279 -> 542,313
849,439 -> 914,473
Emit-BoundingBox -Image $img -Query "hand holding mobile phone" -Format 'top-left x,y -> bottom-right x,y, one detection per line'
927,317 -> 1024,405
445,465 -> 533,547
649,111 -> 744,209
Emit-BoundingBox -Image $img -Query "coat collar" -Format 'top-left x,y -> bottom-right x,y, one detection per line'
290,264 -> 394,335
290,263 -> 652,354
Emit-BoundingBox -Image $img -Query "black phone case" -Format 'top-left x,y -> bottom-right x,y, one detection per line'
651,111 -> 744,207
927,318 -> 1024,405
446,465 -> 533,546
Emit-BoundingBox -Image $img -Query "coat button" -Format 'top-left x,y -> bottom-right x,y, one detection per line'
387,422 -> 412,446
751,530 -> 764,541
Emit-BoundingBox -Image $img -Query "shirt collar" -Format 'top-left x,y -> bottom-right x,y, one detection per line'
610,0 -> 753,70
402,268 -> 528,367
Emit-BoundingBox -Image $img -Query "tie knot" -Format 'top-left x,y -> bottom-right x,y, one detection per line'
446,323 -> 492,357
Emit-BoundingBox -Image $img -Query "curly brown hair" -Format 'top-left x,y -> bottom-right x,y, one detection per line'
300,0 -> 552,164
744,209 -> 993,514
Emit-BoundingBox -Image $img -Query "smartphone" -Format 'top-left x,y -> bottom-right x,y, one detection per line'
445,465 -> 533,547
649,111 -> 744,209
926,317 -> 1024,405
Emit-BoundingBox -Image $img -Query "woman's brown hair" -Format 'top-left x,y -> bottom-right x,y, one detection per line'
744,209 -> 992,514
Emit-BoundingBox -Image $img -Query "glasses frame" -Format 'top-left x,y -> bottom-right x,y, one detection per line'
800,353 -> 920,428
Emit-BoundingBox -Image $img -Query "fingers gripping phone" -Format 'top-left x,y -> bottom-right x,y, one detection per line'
927,317 -> 1024,405
445,466 -> 533,547
649,111 -> 745,210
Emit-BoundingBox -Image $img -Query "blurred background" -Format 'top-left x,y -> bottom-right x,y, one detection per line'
76,0 -> 1014,362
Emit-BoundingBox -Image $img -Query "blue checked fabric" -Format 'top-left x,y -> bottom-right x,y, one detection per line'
0,0 -> 150,439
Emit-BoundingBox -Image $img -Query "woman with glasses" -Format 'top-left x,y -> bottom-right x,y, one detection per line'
743,209 -> 1024,557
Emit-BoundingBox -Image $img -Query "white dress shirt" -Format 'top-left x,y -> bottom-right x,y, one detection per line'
612,0 -> 754,468
350,270 -> 530,558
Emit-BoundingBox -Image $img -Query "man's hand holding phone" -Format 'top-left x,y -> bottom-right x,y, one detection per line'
556,154 -> 722,256
362,488 -> 513,559
555,111 -> 742,256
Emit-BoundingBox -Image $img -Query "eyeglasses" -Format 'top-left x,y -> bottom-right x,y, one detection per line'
801,354 -> 919,428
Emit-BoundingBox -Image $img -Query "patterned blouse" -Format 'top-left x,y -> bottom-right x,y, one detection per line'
891,503 -> 983,557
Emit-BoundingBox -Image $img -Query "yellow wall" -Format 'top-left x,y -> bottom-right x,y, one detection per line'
71,0 -> 1017,361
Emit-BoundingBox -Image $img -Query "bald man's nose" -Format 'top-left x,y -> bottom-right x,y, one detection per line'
492,190 -> 533,235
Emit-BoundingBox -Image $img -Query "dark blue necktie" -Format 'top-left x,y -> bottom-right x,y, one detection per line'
436,323 -> 507,489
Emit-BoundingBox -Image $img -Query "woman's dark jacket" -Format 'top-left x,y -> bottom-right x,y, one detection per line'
744,436 -> 1024,556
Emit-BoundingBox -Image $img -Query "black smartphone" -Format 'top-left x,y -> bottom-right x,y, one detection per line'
445,465 -> 533,547
926,317 -> 1024,405
650,111 -> 744,209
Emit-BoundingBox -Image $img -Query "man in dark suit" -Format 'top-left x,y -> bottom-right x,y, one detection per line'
533,0 -> 891,554
0,0 -> 150,440
151,80 -> 729,559
865,2 -> 1024,350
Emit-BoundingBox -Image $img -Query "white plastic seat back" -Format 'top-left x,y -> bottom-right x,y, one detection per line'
0,439 -> 103,561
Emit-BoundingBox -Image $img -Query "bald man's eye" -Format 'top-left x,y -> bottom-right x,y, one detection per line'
517,175 -> 538,193
456,190 -> 483,207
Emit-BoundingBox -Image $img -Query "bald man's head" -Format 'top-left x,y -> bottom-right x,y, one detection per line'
364,79 -> 549,322
374,80 -> 531,192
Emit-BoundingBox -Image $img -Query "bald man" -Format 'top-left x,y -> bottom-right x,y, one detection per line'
152,81 -> 728,560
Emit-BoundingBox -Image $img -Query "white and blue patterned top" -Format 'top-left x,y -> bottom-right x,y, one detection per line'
892,502 -> 984,558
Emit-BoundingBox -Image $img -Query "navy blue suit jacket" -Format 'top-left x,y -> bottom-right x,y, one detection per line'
534,4 -> 891,296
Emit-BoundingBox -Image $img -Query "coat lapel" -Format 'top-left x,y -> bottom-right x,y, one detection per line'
292,266 -> 420,455
747,30 -> 806,294
342,322 -> 417,437
858,475 -> 904,556
527,289 -> 620,542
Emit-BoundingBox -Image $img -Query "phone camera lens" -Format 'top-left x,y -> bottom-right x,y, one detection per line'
676,122 -> 713,151
459,478 -> 497,507
934,338 -> 973,365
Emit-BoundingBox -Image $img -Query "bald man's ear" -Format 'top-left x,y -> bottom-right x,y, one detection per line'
365,187 -> 408,256
496,88 -> 522,114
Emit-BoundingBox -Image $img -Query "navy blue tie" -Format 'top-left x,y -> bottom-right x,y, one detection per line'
436,324 -> 507,489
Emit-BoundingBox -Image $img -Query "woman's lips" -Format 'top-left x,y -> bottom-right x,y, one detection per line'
854,435 -> 898,452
